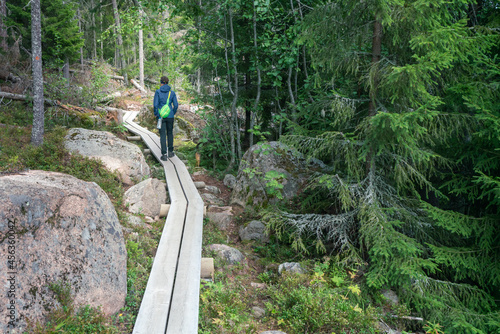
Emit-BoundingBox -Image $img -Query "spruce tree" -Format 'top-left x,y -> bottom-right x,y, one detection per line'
268,0 -> 500,331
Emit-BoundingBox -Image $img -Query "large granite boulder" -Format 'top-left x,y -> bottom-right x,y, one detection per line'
231,141 -> 318,207
64,128 -> 150,185
124,178 -> 167,217
0,170 -> 127,332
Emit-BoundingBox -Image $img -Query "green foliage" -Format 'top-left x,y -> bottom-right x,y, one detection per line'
199,281 -> 256,333
5,0 -> 83,64
266,272 -> 377,333
81,64 -> 111,109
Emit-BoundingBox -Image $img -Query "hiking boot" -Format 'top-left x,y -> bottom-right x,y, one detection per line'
168,151 -> 175,158
161,154 -> 168,161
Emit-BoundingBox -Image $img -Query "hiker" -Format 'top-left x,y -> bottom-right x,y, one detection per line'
154,75 -> 179,161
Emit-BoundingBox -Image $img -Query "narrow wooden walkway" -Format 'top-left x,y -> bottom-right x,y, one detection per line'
122,111 -> 204,334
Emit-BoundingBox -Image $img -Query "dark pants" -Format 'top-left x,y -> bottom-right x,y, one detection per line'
159,118 -> 174,155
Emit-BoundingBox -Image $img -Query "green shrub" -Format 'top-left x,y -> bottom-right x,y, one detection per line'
266,273 -> 377,334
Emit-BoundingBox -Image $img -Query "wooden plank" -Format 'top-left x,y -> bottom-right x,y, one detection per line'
166,157 -> 204,334
165,200 -> 204,333
124,110 -> 206,333
132,160 -> 187,334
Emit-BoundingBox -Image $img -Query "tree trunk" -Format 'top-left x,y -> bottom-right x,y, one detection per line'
251,0 -> 262,147
92,0 -> 97,59
196,0 -> 202,94
0,0 -> 7,52
111,0 -> 127,83
137,4 -> 145,88
31,0 -> 44,146
369,19 -> 382,117
63,58 -> 70,86
224,7 -> 239,173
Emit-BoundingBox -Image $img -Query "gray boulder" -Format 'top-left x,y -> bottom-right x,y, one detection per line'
231,141 -> 316,207
239,220 -> 269,243
223,174 -> 237,189
64,128 -> 150,185
201,193 -> 225,206
252,306 -> 266,318
124,178 -> 167,217
206,206 -> 233,230
278,262 -> 305,275
0,170 -> 127,332
205,185 -> 221,194
208,244 -> 245,265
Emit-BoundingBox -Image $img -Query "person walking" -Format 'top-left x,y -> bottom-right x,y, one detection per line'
154,75 -> 178,161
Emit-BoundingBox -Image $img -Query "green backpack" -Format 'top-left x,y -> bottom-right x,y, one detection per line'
159,91 -> 172,118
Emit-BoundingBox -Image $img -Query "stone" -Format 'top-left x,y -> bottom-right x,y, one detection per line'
251,282 -> 268,289
231,141 -> 321,207
252,306 -> 266,318
260,331 -> 287,334
124,178 -> 167,217
239,220 -> 269,243
0,170 -> 127,332
223,174 -> 237,189
201,193 -> 225,206
205,185 -> 221,194
208,244 -> 245,265
381,289 -> 399,305
206,206 -> 233,230
278,262 -> 305,275
64,128 -> 150,185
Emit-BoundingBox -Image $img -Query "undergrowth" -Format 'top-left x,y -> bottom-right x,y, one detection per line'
27,282 -> 118,334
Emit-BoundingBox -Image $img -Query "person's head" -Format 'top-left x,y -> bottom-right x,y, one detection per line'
160,76 -> 169,85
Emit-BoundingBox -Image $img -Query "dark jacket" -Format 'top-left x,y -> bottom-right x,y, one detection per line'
153,84 -> 178,119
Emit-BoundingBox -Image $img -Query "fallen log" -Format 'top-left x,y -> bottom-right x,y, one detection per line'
130,78 -> 147,94
0,91 -> 57,106
95,106 -> 124,124
110,75 -> 125,81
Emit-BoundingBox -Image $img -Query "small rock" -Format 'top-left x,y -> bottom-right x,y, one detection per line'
194,181 -> 206,189
205,185 -> 221,194
381,289 -> 399,305
124,178 -> 167,217
251,282 -> 268,289
208,244 -> 245,265
206,206 -> 233,230
126,214 -> 152,229
239,220 -> 269,243
252,306 -> 266,318
278,262 -> 305,275
201,193 -> 225,206
223,174 -> 237,189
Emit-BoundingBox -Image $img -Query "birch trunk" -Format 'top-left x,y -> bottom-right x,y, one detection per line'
31,0 -> 44,146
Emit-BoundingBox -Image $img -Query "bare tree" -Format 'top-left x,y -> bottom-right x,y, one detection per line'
31,0 -> 44,146
111,0 -> 127,83
0,0 -> 7,52
132,0 -> 144,88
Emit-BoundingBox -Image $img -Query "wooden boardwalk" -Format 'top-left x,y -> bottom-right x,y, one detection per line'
123,111 -> 204,334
